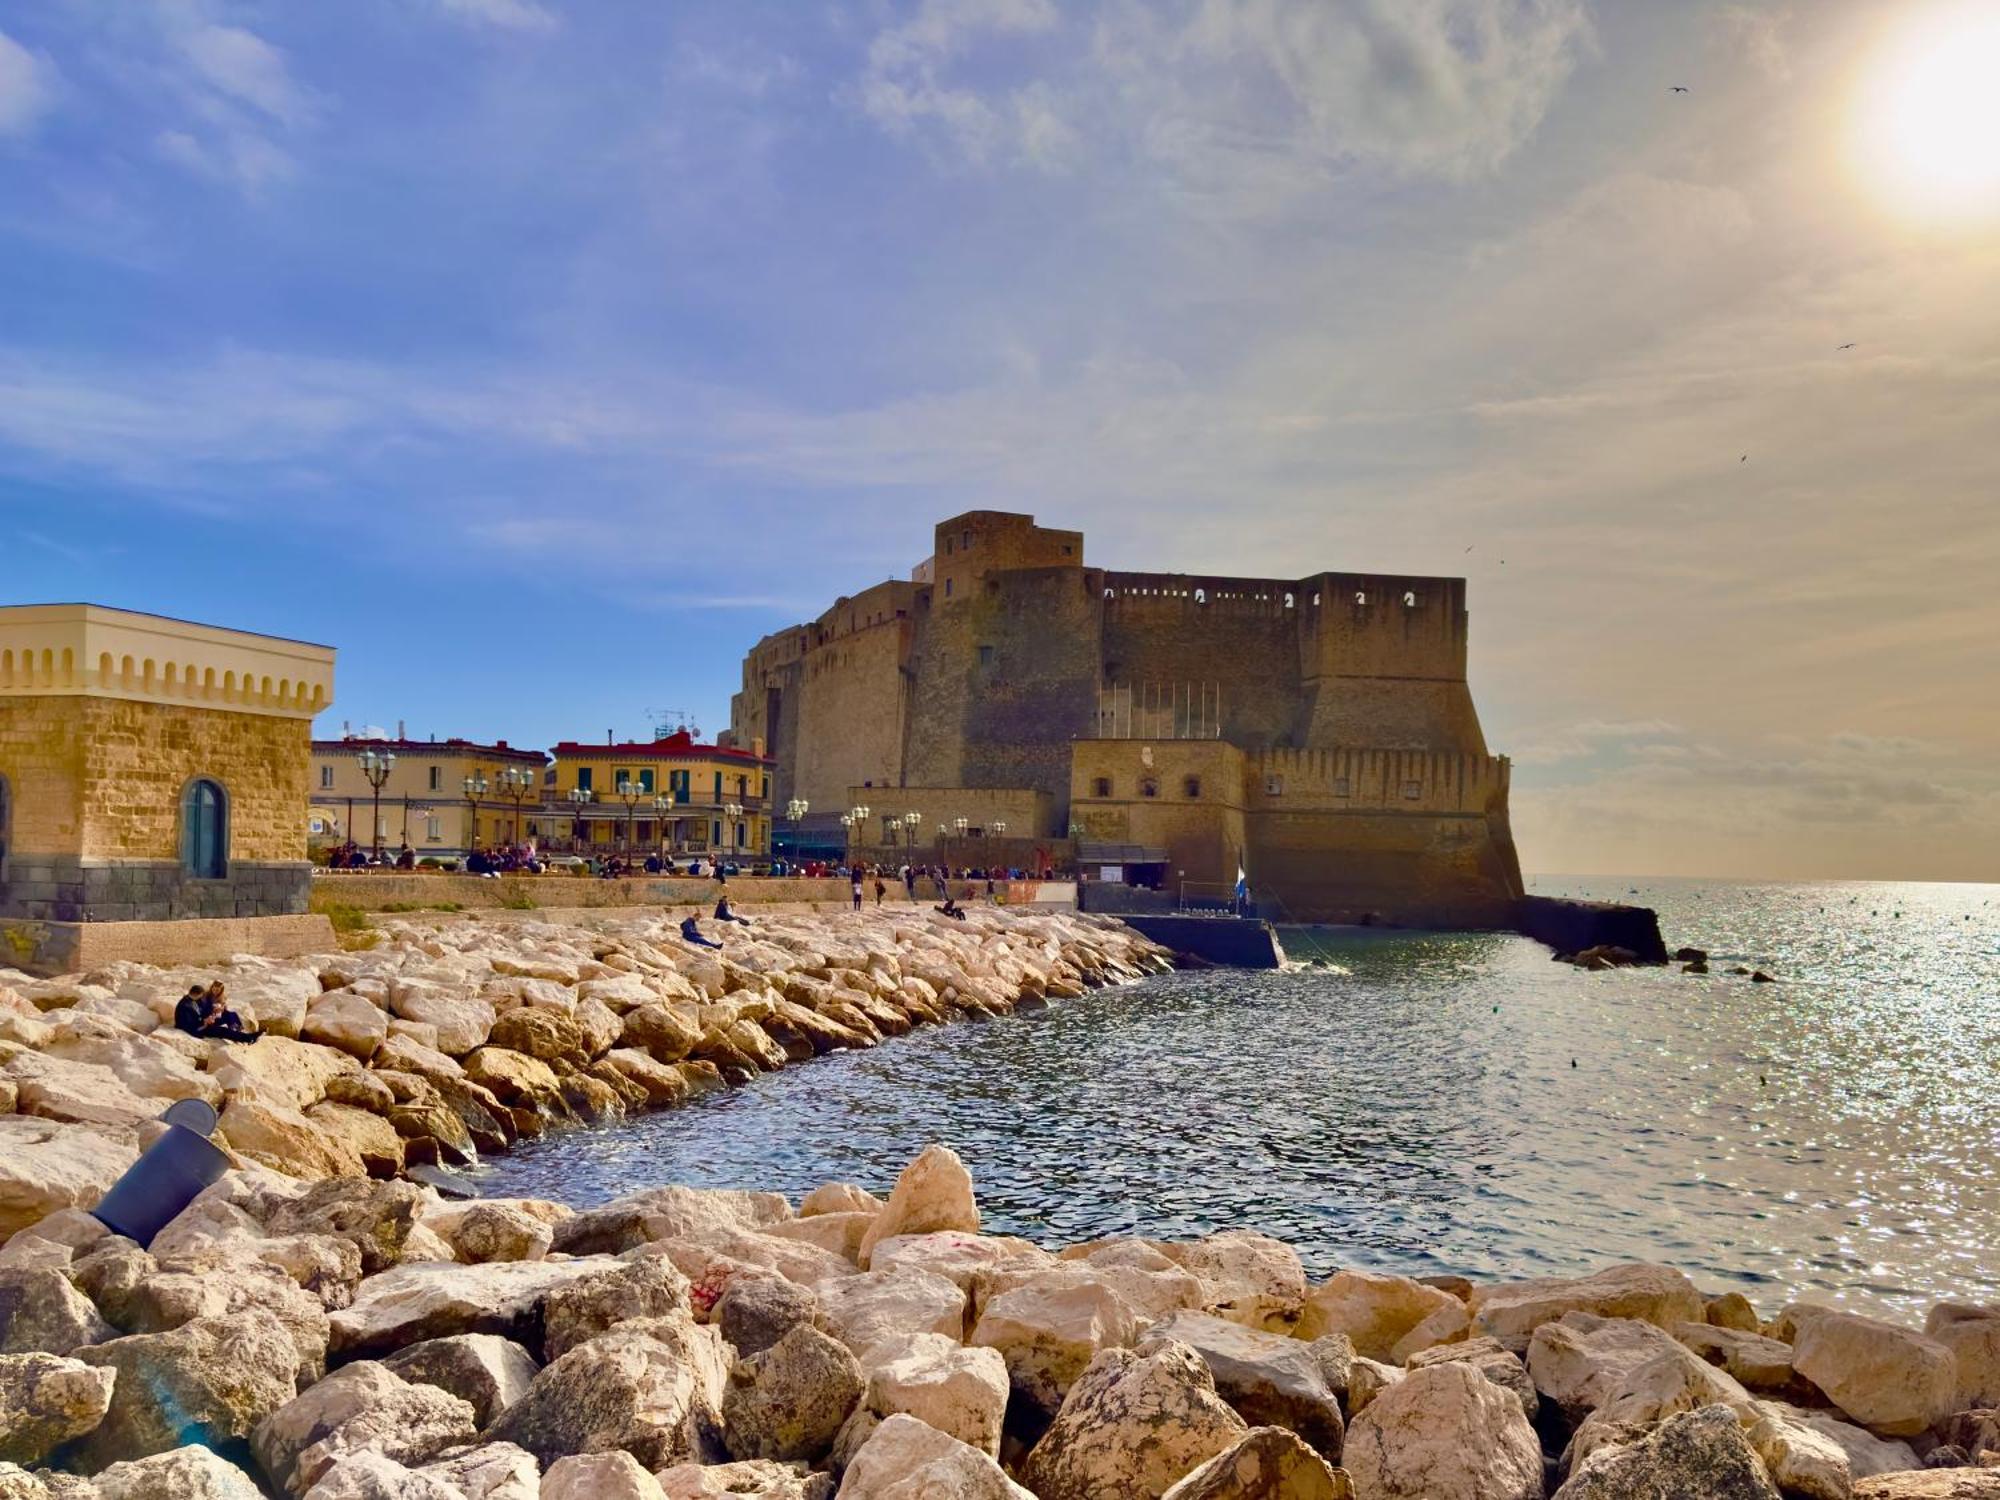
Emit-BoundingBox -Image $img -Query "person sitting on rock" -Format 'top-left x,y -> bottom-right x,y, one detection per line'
680,913 -> 725,949
176,982 -> 261,1042
714,894 -> 752,926
936,896 -> 967,920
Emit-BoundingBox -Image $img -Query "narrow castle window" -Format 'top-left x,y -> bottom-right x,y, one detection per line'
1265,774 -> 1284,796
1194,588 -> 1207,605
1092,777 -> 1111,798
1183,776 -> 1202,799
962,528 -> 972,547
1140,777 -> 1159,798
945,537 -> 954,555
182,779 -> 228,879
1354,591 -> 1367,606
945,578 -> 954,597
1283,593 -> 1294,609
978,645 -> 995,667
1404,591 -> 1421,607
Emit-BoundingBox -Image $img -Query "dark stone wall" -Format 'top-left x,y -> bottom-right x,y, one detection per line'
1100,591 -> 1301,749
0,857 -> 311,923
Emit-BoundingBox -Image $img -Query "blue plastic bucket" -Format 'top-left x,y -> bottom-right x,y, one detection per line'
91,1099 -> 231,1247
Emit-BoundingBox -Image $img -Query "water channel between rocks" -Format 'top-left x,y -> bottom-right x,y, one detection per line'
480,877 -> 2000,1322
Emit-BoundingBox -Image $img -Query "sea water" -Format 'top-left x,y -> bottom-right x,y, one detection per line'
480,877 -> 2000,1319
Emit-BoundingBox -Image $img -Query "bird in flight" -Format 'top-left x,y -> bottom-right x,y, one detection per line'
1740,454 -> 1748,462
1670,85 -> 1690,93
1837,342 -> 1856,350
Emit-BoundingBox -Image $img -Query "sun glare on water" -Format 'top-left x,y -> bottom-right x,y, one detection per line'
1854,2 -> 2000,222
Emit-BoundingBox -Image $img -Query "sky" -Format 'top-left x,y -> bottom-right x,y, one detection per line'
2,0 -> 1997,881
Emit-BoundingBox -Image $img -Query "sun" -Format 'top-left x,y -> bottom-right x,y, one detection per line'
1853,3 -> 2000,221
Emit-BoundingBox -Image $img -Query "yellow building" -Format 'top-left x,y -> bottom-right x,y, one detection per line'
311,735 -> 549,859
0,604 -> 336,973
547,731 -> 773,860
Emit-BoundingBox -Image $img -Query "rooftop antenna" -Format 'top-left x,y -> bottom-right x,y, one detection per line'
647,707 -> 701,740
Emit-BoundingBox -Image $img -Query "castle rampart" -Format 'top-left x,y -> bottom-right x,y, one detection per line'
733,513 -> 1524,924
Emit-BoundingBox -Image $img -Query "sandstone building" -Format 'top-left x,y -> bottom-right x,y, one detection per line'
312,734 -> 549,858
732,512 -> 1524,924
0,604 -> 336,972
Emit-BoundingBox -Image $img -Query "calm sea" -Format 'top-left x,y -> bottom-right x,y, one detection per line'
480,877 -> 2000,1321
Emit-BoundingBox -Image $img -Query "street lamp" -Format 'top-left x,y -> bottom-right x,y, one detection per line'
566,786 -> 593,853
357,749 -> 395,858
902,810 -> 920,850
723,800 -> 744,862
462,771 -> 487,854
615,777 -> 650,852
495,765 -> 535,846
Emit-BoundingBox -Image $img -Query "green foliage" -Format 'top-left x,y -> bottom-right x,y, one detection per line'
498,890 -> 537,910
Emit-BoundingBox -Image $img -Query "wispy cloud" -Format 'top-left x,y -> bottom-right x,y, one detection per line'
0,28 -> 56,137
433,0 -> 560,33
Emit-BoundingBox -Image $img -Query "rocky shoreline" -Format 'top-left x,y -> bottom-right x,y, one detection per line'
0,1144 -> 1993,1498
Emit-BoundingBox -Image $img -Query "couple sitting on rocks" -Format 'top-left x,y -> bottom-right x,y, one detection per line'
680,895 -> 753,951
172,981 -> 262,1043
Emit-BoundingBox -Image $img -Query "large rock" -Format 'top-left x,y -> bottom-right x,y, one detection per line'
542,1451 -> 664,1500
262,1178 -> 428,1275
1140,1311 -> 1345,1460
1164,1232 -> 1309,1334
387,985 -> 495,1057
1758,1401 -> 1918,1479
327,1258 -> 609,1358
1525,1312 -> 1685,1426
1673,1322 -> 1797,1391
715,1274 -> 819,1358
654,1459 -> 831,1499
487,1007 -> 583,1063
1565,1344 -> 1753,1470
381,1334 -> 540,1426
970,1277 -> 1139,1420
416,1440 -> 539,1499
541,1255 -> 692,1361
300,995 -> 389,1062
550,1185 -> 792,1257
839,1412 -> 1034,1499
1342,1361 -> 1542,1500
722,1323 -> 861,1463
1555,1403 -> 1779,1499
1295,1270 -> 1458,1363
423,1199 -> 566,1264
40,1020 -> 223,1108
4,1054 -> 160,1130
292,1448 -> 461,1499
127,1262 -> 329,1386
0,1117 -> 137,1243
91,1446 -> 265,1498
206,1034 -> 355,1111
251,1360 -> 476,1496
1791,1309 -> 1957,1437
862,1331 -> 1010,1457
1852,1476 -> 2000,1498
858,1145 -> 980,1267
217,1098 -> 365,1181
0,1352 -> 116,1464
817,1267 -> 966,1360
481,1316 -> 728,1470
1161,1427 -> 1353,1500
1740,1402 -> 1854,1500
1474,1264 -> 1704,1351
870,1232 -> 1055,1295
302,1103 -> 404,1179
1021,1340 -> 1249,1500
0,1267 -> 114,1355
1926,1303 -> 2000,1410
1407,1337 -> 1538,1422
72,1309 -> 300,1468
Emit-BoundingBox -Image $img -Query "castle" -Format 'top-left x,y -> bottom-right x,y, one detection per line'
731,512 -> 1524,925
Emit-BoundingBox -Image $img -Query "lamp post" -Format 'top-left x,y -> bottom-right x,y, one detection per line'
902,810 -> 920,852
615,778 -> 649,853
723,801 -> 744,863
357,749 -> 395,858
495,765 -> 535,846
566,786 -> 593,854
461,772 -> 488,854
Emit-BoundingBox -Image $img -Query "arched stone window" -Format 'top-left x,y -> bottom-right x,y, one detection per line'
1140,777 -> 1160,798
1091,777 -> 1112,798
1194,588 -> 1207,605
182,779 -> 228,879
1183,775 -> 1202,799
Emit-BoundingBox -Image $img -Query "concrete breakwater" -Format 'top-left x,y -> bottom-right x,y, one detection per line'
0,907 -> 1173,1215
0,1144 -> 1994,1498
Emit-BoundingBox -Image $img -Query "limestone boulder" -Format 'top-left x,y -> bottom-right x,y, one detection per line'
387,984 -> 495,1057
433,1201 -> 554,1264
1926,1303 -> 2000,1410
1346,1363 -> 1404,1419
0,1117 -> 137,1243
291,1448 -> 461,1499
40,1020 -> 222,1107
481,1316 -> 728,1471
73,1309 -> 300,1468
1021,1339 -> 1249,1500
1554,1403 -> 1779,1499
1407,1336 -> 1538,1422
870,1231 -> 1056,1295
722,1323 -> 862,1463
327,1258 -> 612,1358
619,1004 -> 702,1062
839,1412 -> 1035,1499
300,995 -> 388,1062
542,1451 -> 664,1500
416,1440 -> 540,1500
127,1262 -> 329,1385
549,1185 -> 791,1257
978,1254 -> 1207,1328
217,1098 -> 366,1181
1474,1263 -> 1704,1351
1342,1360 -> 1543,1500
381,1333 -> 540,1426
4,1054 -> 158,1130
862,1331 -> 1010,1457
1161,1427 -> 1353,1500
207,1035 -> 356,1112
1708,1292 -> 1763,1333
970,1274 -> 1140,1420
1389,1300 -> 1471,1363
1852,1477 -> 2000,1499
0,1267 -> 114,1355
858,1144 -> 980,1266
209,968 -> 320,1039
656,1460 -> 830,1499
714,1272 -> 819,1358
251,1360 -> 477,1497
1140,1311 -> 1345,1461
801,1182 -> 882,1217
0,1353 -> 116,1464
262,1177 -> 429,1275
1566,1344 -> 1753,1470
1295,1269 -> 1458,1363
302,1103 -> 404,1178
1163,1232 -> 1309,1334
816,1267 -> 966,1359
1755,1403 -> 1916,1480
91,1446 -> 265,1498
487,1007 -> 584,1064
1674,1322 -> 1798,1391
1525,1312 -> 1685,1427
1740,1402 -> 1854,1500
1791,1309 -> 1957,1437
540,1255 -> 692,1361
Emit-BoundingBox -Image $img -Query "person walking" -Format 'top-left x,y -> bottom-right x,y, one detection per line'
851,868 -> 864,910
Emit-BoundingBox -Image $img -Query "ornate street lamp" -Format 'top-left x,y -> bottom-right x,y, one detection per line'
461,771 -> 488,853
357,748 -> 395,858
566,785 -> 592,853
615,777 -> 651,852
723,800 -> 744,860
495,765 -> 536,846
